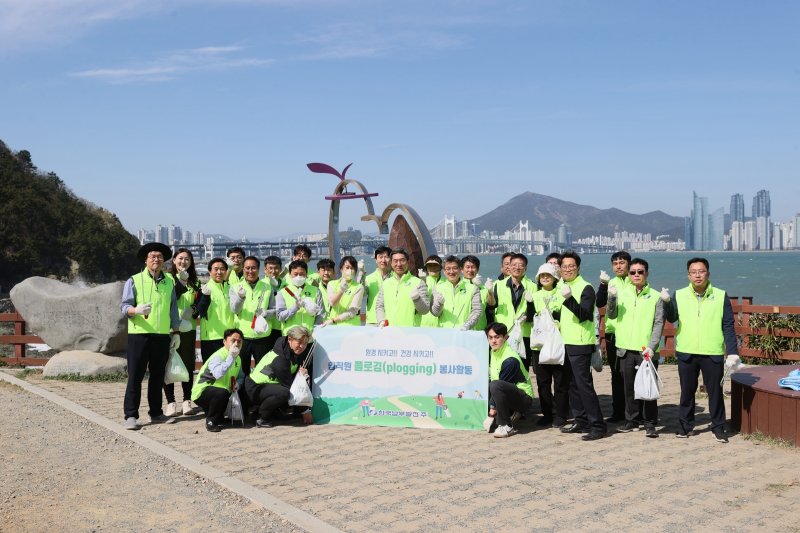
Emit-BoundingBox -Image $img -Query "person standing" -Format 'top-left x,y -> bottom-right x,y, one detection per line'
595,251 -> 631,423
163,247 -> 201,418
120,242 -> 180,430
418,255 -> 443,327
325,256 -> 364,326
263,256 -> 285,351
197,258 -> 235,361
229,256 -> 274,376
460,255 -> 490,331
430,255 -> 482,330
664,257 -> 738,443
314,258 -> 336,319
489,253 -> 536,367
225,246 -> 246,286
275,260 -> 325,334
375,248 -> 430,327
605,258 -> 664,438
364,246 -> 392,326
558,251 -> 607,440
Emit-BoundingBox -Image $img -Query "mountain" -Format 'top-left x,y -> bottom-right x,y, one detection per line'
468,192 -> 684,240
0,141 -> 140,290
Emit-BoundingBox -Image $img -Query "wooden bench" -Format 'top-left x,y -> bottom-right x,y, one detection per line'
730,365 -> 800,446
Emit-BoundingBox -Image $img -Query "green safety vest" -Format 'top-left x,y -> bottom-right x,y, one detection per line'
490,343 -> 534,398
191,347 -> 241,401
129,269 -> 175,334
674,284 -> 726,355
494,276 -> 537,337
436,278 -> 476,329
364,270 -> 388,324
265,277 -> 284,331
175,277 -> 197,330
232,279 -> 271,339
381,272 -> 422,327
228,269 -> 245,286
279,283 -> 320,334
319,282 -> 332,318
532,287 -> 561,334
613,283 -> 660,352
604,276 -> 629,334
418,276 -> 441,327
328,279 -> 362,326
249,350 -> 298,385
557,275 -> 595,346
200,280 -> 234,341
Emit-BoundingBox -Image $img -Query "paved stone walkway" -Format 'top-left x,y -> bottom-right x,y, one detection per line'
9,366 -> 800,532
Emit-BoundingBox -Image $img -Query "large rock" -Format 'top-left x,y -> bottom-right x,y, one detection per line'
43,350 -> 127,377
11,277 -> 127,354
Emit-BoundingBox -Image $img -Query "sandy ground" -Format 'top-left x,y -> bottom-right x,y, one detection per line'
2,365 -> 799,532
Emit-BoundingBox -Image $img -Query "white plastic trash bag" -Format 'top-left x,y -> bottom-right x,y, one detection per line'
508,322 -> 525,359
288,372 -> 313,407
531,308 -> 557,350
164,348 -> 190,384
225,389 -> 245,426
634,356 -> 663,401
253,315 -> 269,335
538,327 -> 565,365
591,346 -> 603,372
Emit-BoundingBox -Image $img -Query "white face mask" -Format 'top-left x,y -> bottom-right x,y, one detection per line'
291,275 -> 306,287
342,269 -> 354,281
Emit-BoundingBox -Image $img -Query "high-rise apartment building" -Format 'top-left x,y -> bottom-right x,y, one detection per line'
752,189 -> 771,218
730,193 -> 745,222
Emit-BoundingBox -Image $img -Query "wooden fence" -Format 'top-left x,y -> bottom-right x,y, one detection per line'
3,297 -> 800,366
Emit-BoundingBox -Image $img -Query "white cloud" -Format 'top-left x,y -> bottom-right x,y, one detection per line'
71,46 -> 273,83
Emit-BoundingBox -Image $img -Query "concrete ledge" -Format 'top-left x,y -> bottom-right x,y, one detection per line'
0,370 -> 343,533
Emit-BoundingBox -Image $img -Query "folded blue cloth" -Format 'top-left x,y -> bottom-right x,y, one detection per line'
777,368 -> 800,391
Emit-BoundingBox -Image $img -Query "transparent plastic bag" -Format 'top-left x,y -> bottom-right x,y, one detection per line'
288,371 -> 313,407
634,356 -> 663,401
164,348 -> 190,384
225,389 -> 245,426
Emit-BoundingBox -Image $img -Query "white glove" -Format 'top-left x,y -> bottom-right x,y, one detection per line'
179,319 -> 193,333
410,285 -> 421,300
357,259 -> 365,271
484,278 -> 493,291
725,354 -> 742,369
132,303 -> 152,315
472,274 -> 482,286
268,277 -> 279,288
660,288 -> 671,302
608,285 -> 617,298
561,284 -> 572,299
599,270 -> 610,284
339,280 -> 348,293
236,285 -> 246,299
228,344 -> 240,358
417,269 -> 427,279
169,334 -> 180,350
225,257 -> 235,268
378,320 -> 388,328
433,291 -> 444,307
258,307 -> 269,318
253,315 -> 269,334
319,319 -> 333,328
303,299 -> 320,315
201,283 -> 212,296
523,290 -> 533,303
177,269 -> 189,282
642,347 -> 654,359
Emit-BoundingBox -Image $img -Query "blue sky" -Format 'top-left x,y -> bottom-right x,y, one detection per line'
2,0 -> 798,239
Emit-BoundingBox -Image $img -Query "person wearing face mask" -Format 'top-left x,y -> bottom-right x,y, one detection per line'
364,246 -> 392,326
418,255 -> 443,328
191,328 -> 243,432
275,260 -> 325,334
315,259 -> 336,318
324,256 -> 364,326
225,246 -> 246,285
197,257 -> 236,362
263,256 -> 285,351
245,325 -> 314,428
229,256 -> 274,376
430,255 -> 482,330
375,248 -> 431,327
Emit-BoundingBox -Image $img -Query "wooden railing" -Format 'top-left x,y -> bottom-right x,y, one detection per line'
3,298 -> 800,366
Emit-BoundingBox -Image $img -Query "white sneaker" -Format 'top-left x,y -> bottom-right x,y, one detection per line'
483,416 -> 495,433
182,400 -> 197,416
123,417 -> 139,430
493,425 -> 518,438
164,402 -> 177,417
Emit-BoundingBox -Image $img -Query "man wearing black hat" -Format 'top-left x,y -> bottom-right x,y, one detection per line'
120,242 -> 181,430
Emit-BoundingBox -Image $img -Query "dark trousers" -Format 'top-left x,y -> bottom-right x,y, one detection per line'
531,350 -> 572,424
489,380 -> 533,427
605,333 -> 625,419
163,330 -> 196,403
194,386 -> 231,425
263,329 -> 282,354
239,336 -> 272,376
567,347 -> 607,434
620,349 -> 659,428
124,333 -> 170,419
200,339 -> 224,362
677,353 -> 725,432
245,378 -> 290,420
522,336 -> 533,368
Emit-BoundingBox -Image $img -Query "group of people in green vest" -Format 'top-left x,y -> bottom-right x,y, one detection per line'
122,241 -> 739,442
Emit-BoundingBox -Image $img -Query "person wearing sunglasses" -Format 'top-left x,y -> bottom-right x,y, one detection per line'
595,250 -> 632,424
663,257 -> 739,443
605,258 -> 664,438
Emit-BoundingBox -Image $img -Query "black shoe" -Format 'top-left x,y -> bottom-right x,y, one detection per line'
676,428 -> 696,438
581,432 -> 608,441
616,421 -> 640,433
713,429 -> 729,443
205,419 -> 221,433
645,427 -> 658,438
560,423 -> 589,434
536,417 -> 553,427
605,415 -> 624,423
551,418 -> 567,428
255,419 -> 273,428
